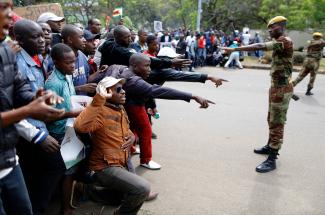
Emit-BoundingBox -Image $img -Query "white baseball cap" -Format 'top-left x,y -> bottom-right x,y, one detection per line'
98,77 -> 125,89
157,47 -> 181,58
37,12 -> 65,23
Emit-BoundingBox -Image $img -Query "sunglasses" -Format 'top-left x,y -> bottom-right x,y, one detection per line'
116,86 -> 123,93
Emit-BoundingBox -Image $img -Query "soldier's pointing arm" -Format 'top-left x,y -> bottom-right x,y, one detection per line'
223,43 -> 267,53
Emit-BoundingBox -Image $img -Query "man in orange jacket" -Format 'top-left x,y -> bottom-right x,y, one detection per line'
74,77 -> 157,214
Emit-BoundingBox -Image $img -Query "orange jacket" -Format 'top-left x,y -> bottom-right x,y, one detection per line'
74,94 -> 133,171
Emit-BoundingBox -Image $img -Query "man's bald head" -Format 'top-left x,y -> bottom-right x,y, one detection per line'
129,53 -> 149,66
114,25 -> 131,47
129,53 -> 151,79
14,19 -> 45,56
14,19 -> 41,39
61,24 -> 80,42
61,24 -> 85,52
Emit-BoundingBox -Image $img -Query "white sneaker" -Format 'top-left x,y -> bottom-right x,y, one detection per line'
133,146 -> 140,155
141,160 -> 161,170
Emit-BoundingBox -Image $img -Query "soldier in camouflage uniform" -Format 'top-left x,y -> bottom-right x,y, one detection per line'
292,32 -> 325,98
223,16 -> 294,173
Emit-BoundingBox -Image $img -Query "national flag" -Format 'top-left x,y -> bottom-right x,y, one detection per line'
112,7 -> 123,17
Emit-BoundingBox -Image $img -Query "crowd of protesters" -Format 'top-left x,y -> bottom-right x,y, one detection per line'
0,2 -> 229,214
152,28 -> 265,70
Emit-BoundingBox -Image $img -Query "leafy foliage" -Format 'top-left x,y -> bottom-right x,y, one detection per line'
14,0 -> 325,31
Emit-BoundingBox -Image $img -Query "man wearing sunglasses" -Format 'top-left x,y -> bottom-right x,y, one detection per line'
223,16 -> 294,173
103,53 -> 215,170
74,77 -> 156,214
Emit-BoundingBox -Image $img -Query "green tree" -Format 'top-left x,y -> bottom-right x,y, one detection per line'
201,0 -> 325,31
258,0 -> 314,30
311,0 -> 325,27
202,0 -> 265,31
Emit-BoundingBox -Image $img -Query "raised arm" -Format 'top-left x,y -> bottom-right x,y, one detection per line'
74,94 -> 106,133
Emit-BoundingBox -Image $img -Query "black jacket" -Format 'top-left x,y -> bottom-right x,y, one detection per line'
0,41 -> 34,169
100,65 -> 192,106
97,41 -> 208,85
99,41 -> 172,69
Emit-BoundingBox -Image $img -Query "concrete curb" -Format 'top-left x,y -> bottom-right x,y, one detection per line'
242,64 -> 325,74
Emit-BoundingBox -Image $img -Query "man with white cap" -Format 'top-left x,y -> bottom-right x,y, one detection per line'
37,12 -> 65,46
74,76 -> 157,214
103,53 -> 215,170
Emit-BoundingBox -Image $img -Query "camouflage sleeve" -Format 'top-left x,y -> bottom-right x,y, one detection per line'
308,40 -> 324,48
265,41 -> 284,51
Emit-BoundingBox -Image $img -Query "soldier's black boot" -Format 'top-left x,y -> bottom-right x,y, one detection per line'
291,94 -> 300,101
254,145 -> 271,155
305,87 -> 313,96
255,149 -> 278,173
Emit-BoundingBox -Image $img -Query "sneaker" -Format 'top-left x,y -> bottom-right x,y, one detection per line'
151,132 -> 158,139
140,160 -> 161,170
291,94 -> 300,101
132,146 -> 140,155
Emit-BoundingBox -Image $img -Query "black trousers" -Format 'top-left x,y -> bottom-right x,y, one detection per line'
17,138 -> 66,215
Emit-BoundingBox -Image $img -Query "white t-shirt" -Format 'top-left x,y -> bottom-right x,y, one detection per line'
242,33 -> 251,45
186,36 -> 196,52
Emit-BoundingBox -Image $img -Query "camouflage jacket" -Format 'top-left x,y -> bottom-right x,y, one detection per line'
265,36 -> 293,87
306,39 -> 324,61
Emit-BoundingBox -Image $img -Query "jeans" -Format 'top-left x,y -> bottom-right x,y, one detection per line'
93,166 -> 150,215
0,164 -> 33,215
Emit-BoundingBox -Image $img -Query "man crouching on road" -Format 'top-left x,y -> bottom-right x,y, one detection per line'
74,77 -> 157,214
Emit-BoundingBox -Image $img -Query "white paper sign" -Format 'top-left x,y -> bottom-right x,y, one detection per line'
60,118 -> 85,169
154,21 -> 163,32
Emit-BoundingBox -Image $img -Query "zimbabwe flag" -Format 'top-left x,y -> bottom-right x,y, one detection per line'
112,7 -> 123,17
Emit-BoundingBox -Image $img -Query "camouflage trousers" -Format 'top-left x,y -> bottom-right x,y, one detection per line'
267,84 -> 293,150
292,58 -> 320,89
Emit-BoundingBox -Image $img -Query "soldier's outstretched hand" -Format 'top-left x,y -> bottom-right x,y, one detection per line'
192,95 -> 215,109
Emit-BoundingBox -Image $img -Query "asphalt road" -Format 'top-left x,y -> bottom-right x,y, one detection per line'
76,67 -> 325,215
135,67 -> 325,215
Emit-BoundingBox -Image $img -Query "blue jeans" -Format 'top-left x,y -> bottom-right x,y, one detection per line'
0,164 -> 33,215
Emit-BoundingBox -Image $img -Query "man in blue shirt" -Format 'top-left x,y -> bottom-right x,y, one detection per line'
129,29 -> 148,53
61,24 -> 97,95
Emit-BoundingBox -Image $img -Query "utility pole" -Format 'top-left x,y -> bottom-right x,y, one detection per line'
196,0 -> 202,32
